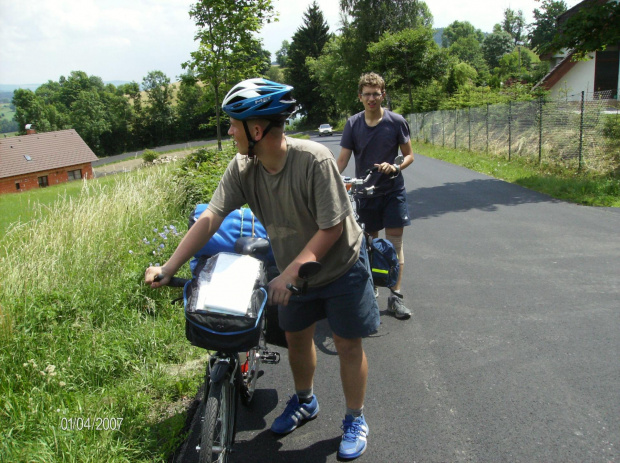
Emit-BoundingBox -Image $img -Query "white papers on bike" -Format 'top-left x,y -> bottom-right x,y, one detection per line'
195,252 -> 261,316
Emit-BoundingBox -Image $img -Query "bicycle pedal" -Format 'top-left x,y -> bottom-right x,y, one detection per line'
260,351 -> 280,364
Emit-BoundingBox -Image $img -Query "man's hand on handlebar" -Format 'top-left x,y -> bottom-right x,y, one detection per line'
374,162 -> 399,176
145,266 -> 170,288
268,272 -> 297,307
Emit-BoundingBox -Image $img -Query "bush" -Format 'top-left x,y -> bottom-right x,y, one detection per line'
174,145 -> 235,209
142,149 -> 159,164
603,114 -> 620,140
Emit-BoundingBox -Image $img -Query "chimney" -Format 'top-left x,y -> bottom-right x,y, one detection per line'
25,124 -> 36,135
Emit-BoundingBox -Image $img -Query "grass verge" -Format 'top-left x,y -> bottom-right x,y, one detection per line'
412,141 -> 620,207
0,164 -> 210,462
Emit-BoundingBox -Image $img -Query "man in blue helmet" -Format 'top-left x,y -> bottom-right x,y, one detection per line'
145,78 -> 379,459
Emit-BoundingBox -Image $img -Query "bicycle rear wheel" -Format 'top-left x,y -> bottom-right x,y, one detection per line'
199,376 -> 236,463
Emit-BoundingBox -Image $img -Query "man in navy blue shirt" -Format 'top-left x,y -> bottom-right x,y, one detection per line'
337,72 -> 415,320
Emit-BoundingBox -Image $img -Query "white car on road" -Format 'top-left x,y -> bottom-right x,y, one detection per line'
318,124 -> 333,136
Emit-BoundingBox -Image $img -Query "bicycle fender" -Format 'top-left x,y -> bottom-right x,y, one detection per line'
210,359 -> 232,384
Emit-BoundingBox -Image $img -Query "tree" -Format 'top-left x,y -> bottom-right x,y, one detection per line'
528,0 -> 568,54
183,0 -> 276,150
502,8 -> 526,46
142,71 -> 176,146
70,90 -> 112,155
176,72 -> 214,141
549,0 -> 620,58
496,46 -> 542,83
442,20 -> 484,48
275,40 -> 290,67
482,26 -> 514,69
368,27 -> 447,112
339,0 -> 433,107
307,35 -> 355,118
448,36 -> 489,78
285,1 -> 333,125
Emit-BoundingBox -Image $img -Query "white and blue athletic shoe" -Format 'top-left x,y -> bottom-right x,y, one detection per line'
338,414 -> 369,459
270,394 -> 319,434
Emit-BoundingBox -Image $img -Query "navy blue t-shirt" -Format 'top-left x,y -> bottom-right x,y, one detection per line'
340,109 -> 410,195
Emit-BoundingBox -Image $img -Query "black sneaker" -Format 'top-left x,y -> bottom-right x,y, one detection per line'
387,292 -> 411,320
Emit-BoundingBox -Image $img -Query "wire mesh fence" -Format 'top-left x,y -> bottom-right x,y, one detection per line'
409,91 -> 620,174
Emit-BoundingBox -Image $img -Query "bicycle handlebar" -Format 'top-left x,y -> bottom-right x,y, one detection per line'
154,274 -> 189,288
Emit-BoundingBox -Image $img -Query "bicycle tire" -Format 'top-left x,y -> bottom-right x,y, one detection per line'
198,377 -> 235,463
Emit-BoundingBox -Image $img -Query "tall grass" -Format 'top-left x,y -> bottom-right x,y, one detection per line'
0,165 -> 205,462
412,141 -> 620,207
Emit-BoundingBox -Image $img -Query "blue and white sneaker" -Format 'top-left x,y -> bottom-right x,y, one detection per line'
270,394 -> 319,434
338,414 -> 369,459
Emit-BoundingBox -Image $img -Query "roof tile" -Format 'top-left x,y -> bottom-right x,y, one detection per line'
0,129 -> 99,179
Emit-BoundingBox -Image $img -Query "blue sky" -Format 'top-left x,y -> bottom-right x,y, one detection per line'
0,0 -> 581,85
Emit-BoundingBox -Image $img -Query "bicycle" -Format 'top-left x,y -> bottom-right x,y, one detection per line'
341,154 -> 404,224
341,156 -> 404,292
156,236 -> 320,463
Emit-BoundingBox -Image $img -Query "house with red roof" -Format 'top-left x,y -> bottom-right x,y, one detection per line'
0,128 -> 99,194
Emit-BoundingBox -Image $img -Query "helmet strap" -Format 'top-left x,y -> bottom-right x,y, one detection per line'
242,120 -> 256,159
242,120 -> 276,159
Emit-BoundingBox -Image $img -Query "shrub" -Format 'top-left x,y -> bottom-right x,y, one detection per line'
142,149 -> 159,164
174,144 -> 235,209
602,114 -> 620,140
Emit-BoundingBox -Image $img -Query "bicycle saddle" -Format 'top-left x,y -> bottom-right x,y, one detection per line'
234,236 -> 271,256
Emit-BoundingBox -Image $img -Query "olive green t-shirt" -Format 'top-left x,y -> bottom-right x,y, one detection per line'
208,137 -> 362,287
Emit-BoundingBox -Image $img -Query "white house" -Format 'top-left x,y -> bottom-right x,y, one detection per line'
533,0 -> 619,101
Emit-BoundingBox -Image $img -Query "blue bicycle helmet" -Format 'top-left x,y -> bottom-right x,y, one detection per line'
222,78 -> 296,121
222,78 -> 297,158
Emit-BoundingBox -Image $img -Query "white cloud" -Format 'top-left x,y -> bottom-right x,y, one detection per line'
0,0 -> 582,85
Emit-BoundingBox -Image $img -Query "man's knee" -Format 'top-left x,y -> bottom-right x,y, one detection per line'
386,232 -> 404,264
333,335 -> 363,358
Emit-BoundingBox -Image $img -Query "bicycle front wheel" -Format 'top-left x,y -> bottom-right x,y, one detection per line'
199,376 -> 236,463
241,317 -> 266,405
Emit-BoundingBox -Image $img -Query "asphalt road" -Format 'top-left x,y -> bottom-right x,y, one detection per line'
175,133 -> 619,462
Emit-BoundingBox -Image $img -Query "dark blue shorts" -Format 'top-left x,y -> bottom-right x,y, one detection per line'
357,189 -> 411,233
278,241 -> 380,339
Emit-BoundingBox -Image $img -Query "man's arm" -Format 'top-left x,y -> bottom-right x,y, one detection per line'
375,139 -> 415,176
398,139 -> 415,170
145,209 -> 225,288
337,147 -> 352,174
268,221 -> 344,306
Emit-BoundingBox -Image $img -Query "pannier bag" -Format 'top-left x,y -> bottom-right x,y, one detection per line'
189,204 -> 275,269
367,236 -> 400,288
184,253 -> 268,352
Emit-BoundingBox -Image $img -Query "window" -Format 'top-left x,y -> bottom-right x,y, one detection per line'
68,169 -> 82,180
38,176 -> 49,188
15,182 -> 20,190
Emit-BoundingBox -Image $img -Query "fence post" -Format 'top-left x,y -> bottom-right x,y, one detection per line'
508,100 -> 512,161
538,96 -> 543,164
578,91 -> 585,172
442,111 -> 445,147
486,103 -> 490,153
431,112 -> 435,145
454,109 -> 457,149
468,107 -> 471,151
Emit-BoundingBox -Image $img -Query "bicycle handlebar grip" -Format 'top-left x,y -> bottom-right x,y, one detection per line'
286,283 -> 301,295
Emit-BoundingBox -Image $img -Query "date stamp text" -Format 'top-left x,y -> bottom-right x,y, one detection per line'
60,417 -> 123,431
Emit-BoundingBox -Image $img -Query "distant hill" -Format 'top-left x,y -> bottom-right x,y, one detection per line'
0,84 -> 40,93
